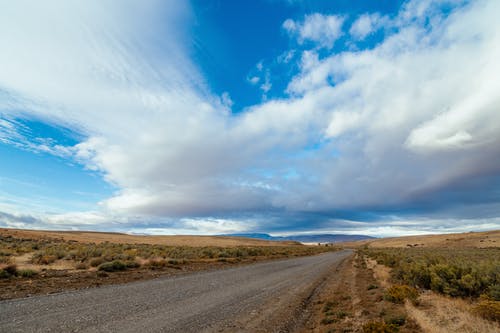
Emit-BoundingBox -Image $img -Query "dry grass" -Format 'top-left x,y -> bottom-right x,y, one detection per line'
366,257 -> 391,288
0,228 -> 304,247
0,230 -> 339,300
303,254 -> 421,332
363,247 -> 500,332
405,293 -> 500,333
341,230 -> 500,249
0,228 -> 299,247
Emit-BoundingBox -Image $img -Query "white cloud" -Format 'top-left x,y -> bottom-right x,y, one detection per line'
248,76 -> 260,85
260,71 -> 272,96
1,0 -> 500,234
277,50 -> 296,64
349,13 -> 387,40
283,14 -> 345,48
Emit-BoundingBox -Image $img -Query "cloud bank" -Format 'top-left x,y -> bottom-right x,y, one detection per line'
0,0 -> 499,235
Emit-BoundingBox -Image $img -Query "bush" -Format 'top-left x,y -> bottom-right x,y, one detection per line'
320,317 -> 337,325
362,321 -> 399,333
17,269 -> 37,278
98,260 -> 127,272
3,264 -> 17,276
96,271 -> 108,277
323,301 -> 337,313
473,298 -> 500,322
486,284 -> 500,301
384,315 -> 406,326
384,285 -> 418,304
362,248 -> 500,299
145,259 -> 168,269
125,261 -> 140,269
90,257 -> 105,267
0,264 -> 17,279
0,269 -> 11,279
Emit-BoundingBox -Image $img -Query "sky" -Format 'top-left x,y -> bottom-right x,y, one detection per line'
1,0 -> 500,237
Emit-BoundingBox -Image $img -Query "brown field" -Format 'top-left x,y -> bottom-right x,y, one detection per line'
0,228 -> 299,247
0,227 -> 336,300
340,229 -> 500,248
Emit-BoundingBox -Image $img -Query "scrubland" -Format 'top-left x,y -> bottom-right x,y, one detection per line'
305,230 -> 500,332
357,245 -> 500,332
0,229 -> 337,300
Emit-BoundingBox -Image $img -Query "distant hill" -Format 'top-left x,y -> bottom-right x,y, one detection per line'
341,229 -> 500,248
222,233 -> 375,243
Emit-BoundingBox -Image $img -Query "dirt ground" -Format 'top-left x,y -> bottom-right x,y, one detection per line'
301,253 -> 421,333
0,256 -> 269,300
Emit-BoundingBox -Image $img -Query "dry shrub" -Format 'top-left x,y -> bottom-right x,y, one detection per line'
144,259 -> 168,270
384,285 -> 418,304
405,292 -> 500,333
362,321 -> 399,333
32,254 -> 58,265
98,260 -> 127,272
75,262 -> 89,270
0,264 -> 17,278
89,257 -> 105,267
473,297 -> 500,322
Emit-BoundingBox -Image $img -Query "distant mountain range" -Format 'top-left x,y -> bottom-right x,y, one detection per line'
221,233 -> 375,243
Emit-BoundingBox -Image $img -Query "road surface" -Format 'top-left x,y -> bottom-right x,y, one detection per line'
0,250 -> 352,332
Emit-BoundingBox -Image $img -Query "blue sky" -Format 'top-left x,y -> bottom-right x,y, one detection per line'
1,0 -> 500,236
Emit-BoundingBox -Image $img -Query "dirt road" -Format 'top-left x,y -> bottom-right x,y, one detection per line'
0,250 -> 352,333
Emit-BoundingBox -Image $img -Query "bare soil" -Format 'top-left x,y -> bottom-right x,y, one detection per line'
0,256 -> 301,301
302,253 -> 421,333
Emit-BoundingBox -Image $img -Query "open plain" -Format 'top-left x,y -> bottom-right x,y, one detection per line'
0,250 -> 352,333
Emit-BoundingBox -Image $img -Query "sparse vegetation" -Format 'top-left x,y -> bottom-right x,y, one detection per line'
0,234 -> 337,273
362,321 -> 399,333
362,247 -> 500,299
17,269 -> 37,278
362,246 -> 500,326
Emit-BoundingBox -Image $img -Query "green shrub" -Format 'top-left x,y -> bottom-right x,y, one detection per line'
486,284 -> 500,301
98,260 -> 127,272
96,271 -> 108,277
384,285 -> 418,304
362,248 -> 500,299
3,264 -> 17,275
336,310 -> 350,319
0,264 -> 18,278
321,317 -> 337,325
0,269 -> 11,279
125,261 -> 140,268
323,301 -> 337,313
17,269 -> 37,278
384,315 -> 406,326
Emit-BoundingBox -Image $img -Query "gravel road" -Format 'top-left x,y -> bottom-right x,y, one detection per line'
0,250 -> 352,333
